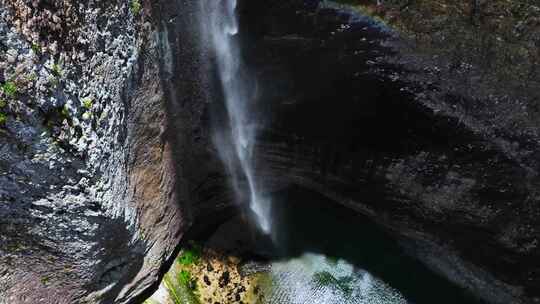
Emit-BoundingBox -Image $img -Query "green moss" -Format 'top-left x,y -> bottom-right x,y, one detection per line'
48,76 -> 59,89
163,272 -> 200,304
1,81 -> 17,98
130,0 -> 142,15
0,113 -> 7,125
52,63 -> 62,77
178,270 -> 193,286
178,269 -> 198,291
0,99 -> 6,108
177,245 -> 202,266
61,105 -> 70,118
31,43 -> 42,55
82,98 -> 93,110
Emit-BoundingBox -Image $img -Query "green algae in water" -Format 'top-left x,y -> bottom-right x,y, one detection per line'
247,272 -> 275,304
263,253 -> 407,304
313,271 -> 355,296
163,273 -> 200,304
178,269 -> 198,291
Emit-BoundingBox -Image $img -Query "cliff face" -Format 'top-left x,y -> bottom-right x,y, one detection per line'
239,1 -> 540,304
0,1 -> 227,303
1,1 -> 539,304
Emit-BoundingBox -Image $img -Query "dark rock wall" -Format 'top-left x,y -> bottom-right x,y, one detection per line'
239,1 -> 540,304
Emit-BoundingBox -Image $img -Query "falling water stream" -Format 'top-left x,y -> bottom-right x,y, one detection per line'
196,1 -> 486,304
201,1 -> 407,301
203,0 -> 271,234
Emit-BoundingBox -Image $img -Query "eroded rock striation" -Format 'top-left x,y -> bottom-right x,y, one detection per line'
238,1 -> 540,304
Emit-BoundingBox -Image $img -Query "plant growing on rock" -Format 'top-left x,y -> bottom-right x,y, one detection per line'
31,43 -> 42,55
48,76 -> 60,89
178,244 -> 202,266
52,63 -> 63,77
61,105 -> 70,119
82,98 -> 93,110
131,0 -> 142,15
40,276 -> 50,285
163,271 -> 200,304
0,104 -> 9,127
1,81 -> 17,98
178,270 -> 193,286
0,113 -> 7,125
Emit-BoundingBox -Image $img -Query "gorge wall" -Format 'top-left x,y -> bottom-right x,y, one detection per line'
0,1 -> 228,303
238,1 -> 540,304
0,0 -> 539,304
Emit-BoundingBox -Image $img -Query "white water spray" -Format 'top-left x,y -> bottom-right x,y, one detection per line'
203,0 -> 271,234
265,253 -> 408,304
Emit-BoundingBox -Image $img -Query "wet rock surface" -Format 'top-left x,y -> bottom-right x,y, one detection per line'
146,217 -> 266,304
238,1 -> 540,304
0,1 -> 226,303
0,1 -> 147,302
1,0 -> 538,303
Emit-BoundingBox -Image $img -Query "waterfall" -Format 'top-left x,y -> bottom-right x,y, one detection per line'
202,0 -> 271,234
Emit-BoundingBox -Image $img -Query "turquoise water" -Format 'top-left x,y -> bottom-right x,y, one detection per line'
257,187 -> 485,304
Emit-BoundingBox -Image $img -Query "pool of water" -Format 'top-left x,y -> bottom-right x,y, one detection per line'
253,186 -> 485,304
263,252 -> 407,304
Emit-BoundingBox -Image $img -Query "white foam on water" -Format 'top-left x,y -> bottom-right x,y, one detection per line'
265,253 -> 409,304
